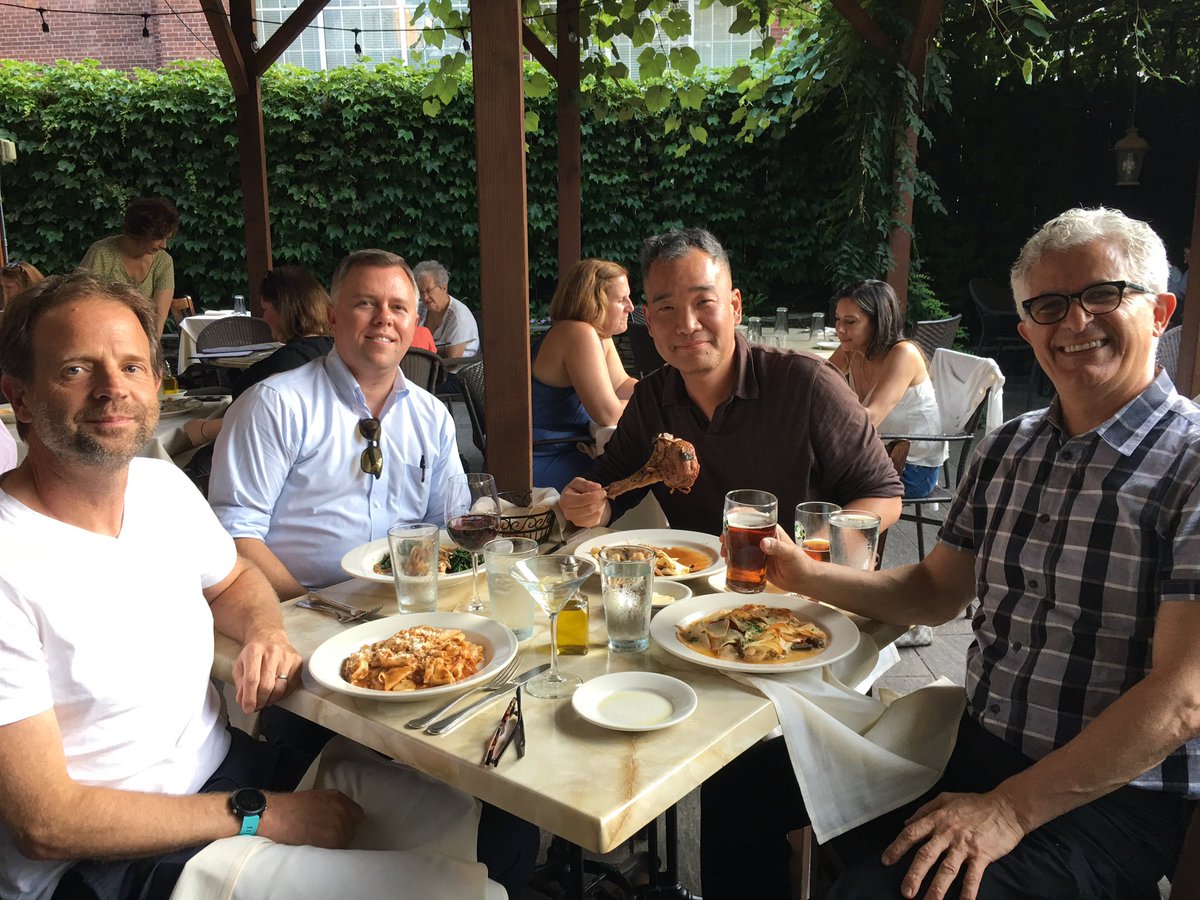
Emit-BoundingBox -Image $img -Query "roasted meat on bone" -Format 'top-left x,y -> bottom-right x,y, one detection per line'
605,433 -> 700,499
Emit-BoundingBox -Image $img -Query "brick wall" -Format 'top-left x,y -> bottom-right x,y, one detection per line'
0,1 -> 223,69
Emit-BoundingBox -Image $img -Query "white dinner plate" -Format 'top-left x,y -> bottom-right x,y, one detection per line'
650,592 -> 860,673
574,529 -> 724,583
340,534 -> 474,586
307,612 -> 517,701
571,671 -> 697,732
815,340 -> 841,351
158,396 -> 204,418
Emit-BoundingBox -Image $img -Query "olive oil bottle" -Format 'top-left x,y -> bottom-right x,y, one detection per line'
555,559 -> 589,656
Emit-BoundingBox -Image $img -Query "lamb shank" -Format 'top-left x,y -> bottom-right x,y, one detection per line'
605,433 -> 700,499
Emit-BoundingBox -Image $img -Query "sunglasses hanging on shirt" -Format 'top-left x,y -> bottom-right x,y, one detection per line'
358,417 -> 382,479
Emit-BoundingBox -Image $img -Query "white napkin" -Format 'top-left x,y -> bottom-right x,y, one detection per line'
582,422 -> 616,458
728,667 -> 965,842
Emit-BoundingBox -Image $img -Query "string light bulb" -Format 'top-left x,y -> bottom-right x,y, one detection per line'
142,14 -> 150,38
37,7 -> 49,33
353,27 -> 362,57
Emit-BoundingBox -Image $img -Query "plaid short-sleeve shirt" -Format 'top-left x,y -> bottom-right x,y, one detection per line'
941,372 -> 1200,797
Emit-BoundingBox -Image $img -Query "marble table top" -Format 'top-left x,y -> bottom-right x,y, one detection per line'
213,561 -> 903,853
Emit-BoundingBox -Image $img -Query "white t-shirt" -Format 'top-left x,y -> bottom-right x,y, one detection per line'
0,459 -> 237,900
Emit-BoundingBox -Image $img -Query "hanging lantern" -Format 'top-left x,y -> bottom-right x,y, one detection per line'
1114,126 -> 1149,186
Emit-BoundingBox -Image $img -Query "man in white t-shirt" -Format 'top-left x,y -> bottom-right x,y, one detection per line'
0,274 -> 498,900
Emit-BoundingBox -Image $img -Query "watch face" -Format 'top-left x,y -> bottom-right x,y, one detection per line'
231,787 -> 267,817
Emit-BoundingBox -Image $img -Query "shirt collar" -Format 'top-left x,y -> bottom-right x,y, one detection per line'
661,332 -> 758,406
322,347 -> 406,418
1045,370 -> 1177,456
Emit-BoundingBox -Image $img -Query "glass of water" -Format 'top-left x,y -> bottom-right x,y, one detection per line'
599,545 -> 656,653
829,510 -> 882,571
387,523 -> 440,613
483,538 -> 538,640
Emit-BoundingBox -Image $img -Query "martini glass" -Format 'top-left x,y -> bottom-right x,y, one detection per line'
509,555 -> 597,699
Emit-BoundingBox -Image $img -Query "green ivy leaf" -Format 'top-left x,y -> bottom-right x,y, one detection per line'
688,124 -> 708,143
525,110 -> 540,131
525,70 -> 552,98
637,47 -> 667,81
669,46 -> 702,77
644,83 -> 671,114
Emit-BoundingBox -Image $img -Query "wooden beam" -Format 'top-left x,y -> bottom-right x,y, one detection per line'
556,3 -> 582,278
200,0 -> 249,96
229,0 -> 273,313
522,24 -> 558,80
829,0 -> 894,55
255,0 -> 330,77
1178,157 -> 1200,398
471,0 -> 533,491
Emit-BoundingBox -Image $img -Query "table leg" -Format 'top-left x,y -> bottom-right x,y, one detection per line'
635,806 -> 698,899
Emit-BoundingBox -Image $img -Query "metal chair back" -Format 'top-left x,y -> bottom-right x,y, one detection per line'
399,347 -> 444,393
1157,324 -> 1181,386
195,316 -> 274,352
968,278 -> 1026,356
909,314 -> 961,359
627,309 -> 666,377
457,361 -> 487,455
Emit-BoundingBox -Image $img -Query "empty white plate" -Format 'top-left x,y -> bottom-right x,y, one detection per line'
571,671 -> 697,732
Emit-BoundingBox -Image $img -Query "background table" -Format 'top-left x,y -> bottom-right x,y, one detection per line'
177,309 -> 236,370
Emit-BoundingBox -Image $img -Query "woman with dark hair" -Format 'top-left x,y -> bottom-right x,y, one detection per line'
183,266 -> 333,448
80,196 -> 180,335
530,258 -> 638,490
828,279 -> 947,498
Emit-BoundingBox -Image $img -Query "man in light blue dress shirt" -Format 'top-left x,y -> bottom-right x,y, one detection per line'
210,250 -> 464,600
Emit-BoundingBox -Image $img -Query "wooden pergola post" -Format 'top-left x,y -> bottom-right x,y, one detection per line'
556,4 -> 582,278
472,0 -> 533,490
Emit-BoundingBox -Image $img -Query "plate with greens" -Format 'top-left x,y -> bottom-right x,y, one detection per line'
341,532 -> 474,586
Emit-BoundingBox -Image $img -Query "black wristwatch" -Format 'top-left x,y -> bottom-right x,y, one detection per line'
229,788 -> 267,836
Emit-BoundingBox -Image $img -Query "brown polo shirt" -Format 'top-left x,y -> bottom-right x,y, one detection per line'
589,334 -> 903,536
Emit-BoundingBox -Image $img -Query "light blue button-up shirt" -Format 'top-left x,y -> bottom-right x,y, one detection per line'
209,348 -> 464,589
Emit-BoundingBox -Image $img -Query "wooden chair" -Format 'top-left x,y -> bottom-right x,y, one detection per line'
399,347 -> 444,393
169,295 -> 196,325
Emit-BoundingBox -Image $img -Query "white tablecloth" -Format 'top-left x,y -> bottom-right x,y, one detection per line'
178,310 -> 236,371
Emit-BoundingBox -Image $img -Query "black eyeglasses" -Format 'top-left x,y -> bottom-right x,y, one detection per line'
1021,280 -> 1148,325
358,417 -> 382,479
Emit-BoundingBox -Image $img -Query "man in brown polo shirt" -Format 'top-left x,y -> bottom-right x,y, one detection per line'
560,227 -> 903,537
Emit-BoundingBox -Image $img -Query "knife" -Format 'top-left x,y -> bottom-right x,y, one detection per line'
425,664 -> 549,735
301,593 -> 386,622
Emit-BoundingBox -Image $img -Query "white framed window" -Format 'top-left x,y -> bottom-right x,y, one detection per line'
260,0 -> 760,73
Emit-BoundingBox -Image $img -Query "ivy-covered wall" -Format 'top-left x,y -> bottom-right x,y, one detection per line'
0,59 -> 850,316
2,58 -> 1194,329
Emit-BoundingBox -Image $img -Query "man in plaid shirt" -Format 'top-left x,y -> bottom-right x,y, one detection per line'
702,208 -> 1198,900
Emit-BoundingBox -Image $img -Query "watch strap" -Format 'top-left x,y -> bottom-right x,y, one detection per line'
238,813 -> 261,836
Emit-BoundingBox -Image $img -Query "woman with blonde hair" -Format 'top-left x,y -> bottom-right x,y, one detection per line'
530,258 -> 638,490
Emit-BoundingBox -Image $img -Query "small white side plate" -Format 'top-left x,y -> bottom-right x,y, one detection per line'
571,672 -> 697,732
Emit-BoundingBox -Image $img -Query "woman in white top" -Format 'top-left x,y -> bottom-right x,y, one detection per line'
828,279 -> 948,498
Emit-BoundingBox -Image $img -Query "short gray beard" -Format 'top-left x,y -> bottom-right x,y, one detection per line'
29,398 -> 156,470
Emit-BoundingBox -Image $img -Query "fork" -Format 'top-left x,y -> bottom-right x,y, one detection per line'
295,598 -> 382,624
405,654 -> 522,730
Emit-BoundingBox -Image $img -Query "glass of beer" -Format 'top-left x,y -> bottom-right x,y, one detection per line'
794,501 -> 841,563
829,509 -> 882,571
723,489 -> 778,593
